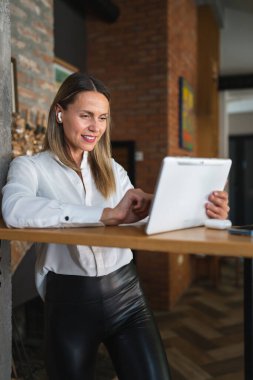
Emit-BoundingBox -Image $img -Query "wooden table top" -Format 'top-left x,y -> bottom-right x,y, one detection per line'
0,218 -> 253,257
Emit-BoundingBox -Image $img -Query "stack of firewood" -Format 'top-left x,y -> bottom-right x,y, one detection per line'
12,110 -> 47,157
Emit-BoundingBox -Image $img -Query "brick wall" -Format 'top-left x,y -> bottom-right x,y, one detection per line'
10,0 -> 56,305
167,0 -> 197,156
166,0 -> 198,307
196,5 -> 220,158
10,0 -> 55,115
87,0 -> 169,192
86,0 -> 198,309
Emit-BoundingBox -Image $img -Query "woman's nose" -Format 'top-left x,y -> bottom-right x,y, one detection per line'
88,118 -> 99,132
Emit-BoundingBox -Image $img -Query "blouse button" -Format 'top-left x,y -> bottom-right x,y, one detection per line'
65,216 -> 69,221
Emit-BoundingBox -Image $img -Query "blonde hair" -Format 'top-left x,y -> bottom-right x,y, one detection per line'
44,73 -> 116,198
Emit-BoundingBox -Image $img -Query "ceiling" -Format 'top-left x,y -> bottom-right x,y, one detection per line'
218,0 -> 253,113
220,6 -> 253,76
221,0 -> 253,14
196,0 -> 253,76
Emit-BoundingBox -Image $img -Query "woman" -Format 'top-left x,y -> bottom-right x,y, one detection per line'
2,73 -> 229,380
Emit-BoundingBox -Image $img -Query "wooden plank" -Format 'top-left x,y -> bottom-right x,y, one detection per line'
0,218 -> 253,257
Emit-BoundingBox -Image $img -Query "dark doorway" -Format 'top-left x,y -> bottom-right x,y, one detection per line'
111,140 -> 135,186
229,134 -> 253,225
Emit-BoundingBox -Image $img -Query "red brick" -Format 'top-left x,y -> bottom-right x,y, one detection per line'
86,0 -> 199,309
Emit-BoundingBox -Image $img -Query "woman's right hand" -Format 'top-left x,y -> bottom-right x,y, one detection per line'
100,189 -> 153,226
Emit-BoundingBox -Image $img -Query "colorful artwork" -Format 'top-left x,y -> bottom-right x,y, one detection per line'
179,77 -> 194,151
54,57 -> 78,88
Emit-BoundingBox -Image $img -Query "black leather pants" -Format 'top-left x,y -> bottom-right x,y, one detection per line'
45,261 -> 172,380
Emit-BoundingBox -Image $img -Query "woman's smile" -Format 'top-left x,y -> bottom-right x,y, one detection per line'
81,134 -> 97,143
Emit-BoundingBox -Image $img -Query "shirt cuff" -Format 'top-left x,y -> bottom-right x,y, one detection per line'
61,204 -> 104,227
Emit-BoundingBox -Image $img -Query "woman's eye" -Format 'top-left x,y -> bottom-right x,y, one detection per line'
99,116 -> 107,121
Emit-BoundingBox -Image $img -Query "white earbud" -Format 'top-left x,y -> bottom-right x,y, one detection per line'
58,112 -> 62,123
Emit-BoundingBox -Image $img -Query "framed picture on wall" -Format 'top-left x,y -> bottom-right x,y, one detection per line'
11,57 -> 18,114
54,57 -> 78,88
178,76 -> 194,151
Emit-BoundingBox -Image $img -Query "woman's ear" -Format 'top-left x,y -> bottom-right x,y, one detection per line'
55,105 -> 63,124
57,112 -> 62,123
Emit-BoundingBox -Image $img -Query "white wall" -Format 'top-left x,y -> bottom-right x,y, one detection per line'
219,89 -> 253,153
229,112 -> 253,135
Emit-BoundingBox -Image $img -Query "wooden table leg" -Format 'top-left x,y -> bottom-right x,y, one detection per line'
244,258 -> 253,380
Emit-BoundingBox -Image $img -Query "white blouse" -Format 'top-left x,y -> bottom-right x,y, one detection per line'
2,151 -> 134,298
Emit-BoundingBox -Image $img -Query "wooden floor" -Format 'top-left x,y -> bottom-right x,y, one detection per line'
156,258 -> 244,380
13,259 -> 244,380
105,258 -> 244,380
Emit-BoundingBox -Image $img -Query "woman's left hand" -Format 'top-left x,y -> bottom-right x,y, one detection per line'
205,191 -> 230,220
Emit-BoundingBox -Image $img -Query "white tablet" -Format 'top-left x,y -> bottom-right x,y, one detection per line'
145,156 -> 232,235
